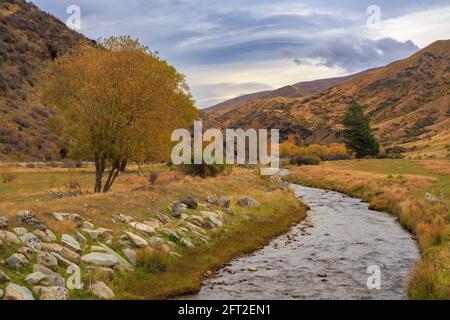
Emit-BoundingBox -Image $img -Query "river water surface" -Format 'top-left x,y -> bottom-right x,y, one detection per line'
190,184 -> 419,300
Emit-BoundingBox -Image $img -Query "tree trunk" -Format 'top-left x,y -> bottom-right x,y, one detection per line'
94,157 -> 105,193
102,159 -> 127,193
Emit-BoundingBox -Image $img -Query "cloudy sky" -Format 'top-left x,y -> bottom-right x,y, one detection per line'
32,0 -> 450,108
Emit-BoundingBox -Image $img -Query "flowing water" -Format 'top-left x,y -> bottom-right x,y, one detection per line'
190,184 -> 419,300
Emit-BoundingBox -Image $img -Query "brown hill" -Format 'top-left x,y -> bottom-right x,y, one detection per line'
204,71 -> 369,118
0,0 -> 93,161
203,40 -> 450,156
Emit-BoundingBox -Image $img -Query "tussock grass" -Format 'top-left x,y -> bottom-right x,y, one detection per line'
287,159 -> 450,300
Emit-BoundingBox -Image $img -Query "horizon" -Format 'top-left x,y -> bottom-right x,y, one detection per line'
31,0 -> 450,108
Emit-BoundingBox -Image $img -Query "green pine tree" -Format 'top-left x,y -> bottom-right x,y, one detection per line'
343,101 -> 380,158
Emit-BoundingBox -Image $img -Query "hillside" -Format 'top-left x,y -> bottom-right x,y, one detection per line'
203,40 -> 450,156
0,0 -> 93,161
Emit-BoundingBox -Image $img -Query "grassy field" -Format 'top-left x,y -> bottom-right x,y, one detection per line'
0,164 -> 306,299
286,159 -> 450,300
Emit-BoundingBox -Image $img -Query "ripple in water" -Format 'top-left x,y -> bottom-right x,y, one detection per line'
189,185 -> 419,300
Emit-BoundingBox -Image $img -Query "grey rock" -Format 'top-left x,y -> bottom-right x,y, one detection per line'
170,201 -> 188,217
113,214 -> 134,223
25,272 -> 47,285
61,234 -> 81,252
125,231 -> 149,248
17,246 -> 34,259
181,238 -> 195,248
13,227 -> 28,236
217,196 -> 231,208
122,248 -> 137,266
98,243 -> 133,271
0,289 -> 3,298
129,222 -> 155,235
81,252 -> 120,267
6,253 -> 29,269
46,229 -> 57,242
52,212 -> 84,228
33,229 -> 51,242
0,216 -> 7,229
4,283 -> 34,300
0,230 -> 21,244
37,251 -> 58,270
89,281 -> 115,300
33,286 -> 69,300
17,210 -> 46,230
75,231 -> 88,243
237,196 -> 261,208
179,195 -> 198,209
223,208 -> 234,216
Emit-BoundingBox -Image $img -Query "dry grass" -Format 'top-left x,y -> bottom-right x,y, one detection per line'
286,160 -> 450,300
0,164 -> 307,299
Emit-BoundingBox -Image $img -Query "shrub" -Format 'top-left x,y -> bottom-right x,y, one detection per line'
182,161 -> 227,178
290,154 -> 321,166
136,249 -> 171,273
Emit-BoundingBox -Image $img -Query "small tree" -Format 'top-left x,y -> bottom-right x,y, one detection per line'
343,101 -> 379,158
42,36 -> 197,192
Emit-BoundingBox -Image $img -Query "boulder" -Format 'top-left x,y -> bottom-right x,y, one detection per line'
37,251 -> 58,270
98,243 -> 133,271
13,227 -> 28,237
129,222 -> 155,235
33,286 -> 69,300
89,281 -> 115,300
81,252 -> 120,267
125,231 -> 149,248
0,289 -> 3,299
181,238 -> 195,248
17,246 -> 34,259
52,212 -> 84,228
6,253 -> 29,269
33,229 -> 51,242
61,234 -> 81,252
81,228 -> 112,240
21,232 -> 42,251
4,283 -> 34,300
60,247 -> 81,264
179,195 -> 198,209
217,196 -> 231,208
0,230 -> 21,244
32,265 -> 65,287
41,242 -> 64,252
46,229 -> 57,242
122,248 -> 137,266
156,214 -> 171,224
237,196 -> 261,208
17,211 -> 46,230
25,272 -> 47,285
113,214 -> 134,223
0,216 -> 7,229
223,208 -> 234,216
75,231 -> 88,243
170,201 -> 188,217
200,211 -> 223,228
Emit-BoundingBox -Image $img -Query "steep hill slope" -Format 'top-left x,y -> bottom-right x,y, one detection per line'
0,0 -> 93,161
204,40 -> 450,154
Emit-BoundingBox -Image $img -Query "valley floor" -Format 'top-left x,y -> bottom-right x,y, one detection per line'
0,164 -> 306,299
286,159 -> 450,299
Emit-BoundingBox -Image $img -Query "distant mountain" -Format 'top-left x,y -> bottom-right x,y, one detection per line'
202,40 -> 450,156
0,0 -> 93,161
204,71 -> 370,118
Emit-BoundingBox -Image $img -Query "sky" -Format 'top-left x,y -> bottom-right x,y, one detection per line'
31,0 -> 450,108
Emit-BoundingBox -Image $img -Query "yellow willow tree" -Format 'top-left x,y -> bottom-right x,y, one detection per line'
41,36 -> 197,192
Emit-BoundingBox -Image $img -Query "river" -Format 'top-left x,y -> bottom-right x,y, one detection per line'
189,184 -> 419,300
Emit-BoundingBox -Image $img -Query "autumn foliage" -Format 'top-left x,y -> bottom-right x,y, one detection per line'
41,36 -> 197,192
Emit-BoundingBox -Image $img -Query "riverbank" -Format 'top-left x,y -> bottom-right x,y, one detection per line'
0,165 -> 307,300
286,159 -> 450,300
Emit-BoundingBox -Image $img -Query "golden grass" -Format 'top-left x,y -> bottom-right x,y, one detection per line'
0,165 -> 307,299
286,161 -> 450,300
